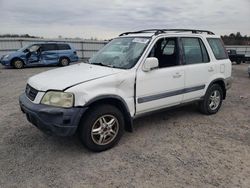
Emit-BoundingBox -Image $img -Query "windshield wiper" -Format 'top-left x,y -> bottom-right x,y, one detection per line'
91,62 -> 113,68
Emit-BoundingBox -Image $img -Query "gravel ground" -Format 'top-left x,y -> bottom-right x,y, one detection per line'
0,63 -> 250,188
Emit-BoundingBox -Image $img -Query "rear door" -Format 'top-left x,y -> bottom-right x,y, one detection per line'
40,44 -> 59,64
181,37 -> 214,102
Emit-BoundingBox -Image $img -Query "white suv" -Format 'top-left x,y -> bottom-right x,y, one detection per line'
19,29 -> 232,152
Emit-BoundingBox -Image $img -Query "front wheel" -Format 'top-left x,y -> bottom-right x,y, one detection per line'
79,105 -> 124,152
13,59 -> 24,69
199,84 -> 223,115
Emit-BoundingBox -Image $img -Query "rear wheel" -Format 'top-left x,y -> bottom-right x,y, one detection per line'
199,84 -> 223,115
79,104 -> 124,152
59,58 -> 70,66
13,59 -> 24,69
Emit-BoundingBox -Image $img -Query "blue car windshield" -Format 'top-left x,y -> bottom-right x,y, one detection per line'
18,44 -> 41,52
18,44 -> 32,52
89,37 -> 150,69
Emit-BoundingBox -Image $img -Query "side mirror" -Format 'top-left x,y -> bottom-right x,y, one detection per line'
142,57 -> 159,72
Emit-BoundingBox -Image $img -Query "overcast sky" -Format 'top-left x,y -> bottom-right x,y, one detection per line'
0,0 -> 249,39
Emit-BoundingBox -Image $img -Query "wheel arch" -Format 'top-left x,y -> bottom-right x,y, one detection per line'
207,78 -> 226,99
10,57 -> 25,66
83,95 -> 133,132
59,56 -> 70,62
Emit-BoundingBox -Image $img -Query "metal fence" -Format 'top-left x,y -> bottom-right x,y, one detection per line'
0,38 -> 107,60
0,38 -> 250,59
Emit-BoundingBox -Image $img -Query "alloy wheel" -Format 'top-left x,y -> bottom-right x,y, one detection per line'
91,115 -> 119,145
209,90 -> 221,110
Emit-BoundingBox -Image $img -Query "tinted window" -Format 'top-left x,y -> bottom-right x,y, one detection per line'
161,40 -> 175,55
27,44 -> 41,52
182,38 -> 209,64
148,37 -> 179,68
207,38 -> 228,60
57,44 -> 71,50
42,44 -> 57,51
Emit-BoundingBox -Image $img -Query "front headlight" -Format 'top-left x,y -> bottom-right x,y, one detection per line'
3,54 -> 10,59
41,91 -> 74,108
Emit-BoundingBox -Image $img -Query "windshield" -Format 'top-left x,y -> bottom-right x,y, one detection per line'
89,37 -> 150,69
18,44 -> 31,52
18,44 -> 40,52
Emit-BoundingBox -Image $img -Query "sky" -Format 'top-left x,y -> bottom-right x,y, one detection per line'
0,0 -> 249,39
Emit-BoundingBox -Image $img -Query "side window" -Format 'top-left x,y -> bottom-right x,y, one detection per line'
57,44 -> 71,50
148,37 -> 179,68
181,37 -> 209,64
42,44 -> 58,51
207,38 -> 228,60
161,40 -> 175,55
28,45 -> 40,52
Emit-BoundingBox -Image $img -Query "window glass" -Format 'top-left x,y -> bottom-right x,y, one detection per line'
199,40 -> 210,62
161,40 -> 175,55
42,44 -> 57,51
207,38 -> 228,60
27,45 -> 40,52
57,44 -> 71,50
89,37 -> 150,69
182,38 -> 209,64
148,37 -> 179,68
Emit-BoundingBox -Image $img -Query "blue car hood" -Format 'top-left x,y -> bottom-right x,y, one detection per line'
7,51 -> 25,58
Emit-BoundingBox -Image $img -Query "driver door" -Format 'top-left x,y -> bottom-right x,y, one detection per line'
136,37 -> 185,114
27,44 -> 41,64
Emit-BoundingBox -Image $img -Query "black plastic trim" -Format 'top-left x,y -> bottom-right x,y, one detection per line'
19,93 -> 87,136
138,85 -> 205,104
84,95 -> 133,132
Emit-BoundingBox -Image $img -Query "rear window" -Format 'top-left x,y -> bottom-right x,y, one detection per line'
207,38 -> 228,60
57,44 -> 71,50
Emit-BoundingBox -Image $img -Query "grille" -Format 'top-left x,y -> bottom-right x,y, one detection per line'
25,84 -> 38,101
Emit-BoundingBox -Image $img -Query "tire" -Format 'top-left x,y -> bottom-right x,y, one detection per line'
59,57 -> 70,66
199,84 -> 223,115
79,104 -> 125,152
13,59 -> 24,69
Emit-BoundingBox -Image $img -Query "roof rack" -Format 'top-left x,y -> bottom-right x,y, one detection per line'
119,29 -> 215,36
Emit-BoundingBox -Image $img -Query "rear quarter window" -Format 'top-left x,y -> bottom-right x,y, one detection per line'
207,38 -> 228,60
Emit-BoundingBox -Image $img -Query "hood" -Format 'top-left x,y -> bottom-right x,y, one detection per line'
2,51 -> 24,59
28,63 -> 124,91
10,51 -> 24,57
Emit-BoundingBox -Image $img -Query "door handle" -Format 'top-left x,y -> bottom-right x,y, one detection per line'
173,73 -> 182,78
208,67 -> 214,72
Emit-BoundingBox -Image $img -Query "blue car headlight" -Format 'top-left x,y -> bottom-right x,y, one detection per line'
2,54 -> 10,60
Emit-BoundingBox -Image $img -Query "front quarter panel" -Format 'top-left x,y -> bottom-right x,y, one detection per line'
66,69 -> 136,116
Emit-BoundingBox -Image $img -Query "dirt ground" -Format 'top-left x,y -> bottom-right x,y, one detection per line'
0,63 -> 250,188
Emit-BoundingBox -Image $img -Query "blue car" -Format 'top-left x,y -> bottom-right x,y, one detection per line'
0,43 -> 79,69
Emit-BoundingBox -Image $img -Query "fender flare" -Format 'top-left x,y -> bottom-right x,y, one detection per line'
206,78 -> 227,99
83,95 -> 134,132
